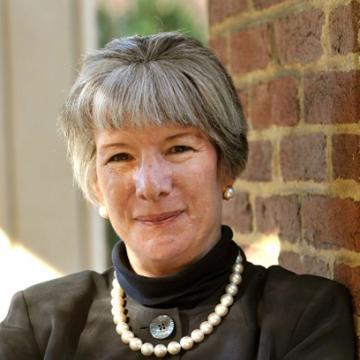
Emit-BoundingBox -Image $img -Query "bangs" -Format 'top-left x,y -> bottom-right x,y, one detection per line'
90,61 -> 208,130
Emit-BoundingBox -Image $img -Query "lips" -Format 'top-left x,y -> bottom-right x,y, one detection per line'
135,210 -> 183,224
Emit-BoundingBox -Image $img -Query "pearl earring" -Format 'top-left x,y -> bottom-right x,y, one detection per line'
223,186 -> 235,200
98,206 -> 109,219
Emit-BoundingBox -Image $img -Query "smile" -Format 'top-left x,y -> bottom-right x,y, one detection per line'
135,210 -> 183,225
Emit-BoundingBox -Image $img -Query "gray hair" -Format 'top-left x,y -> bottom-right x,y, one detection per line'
58,32 -> 248,204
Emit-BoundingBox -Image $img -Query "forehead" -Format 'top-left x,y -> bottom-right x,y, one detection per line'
94,124 -> 207,148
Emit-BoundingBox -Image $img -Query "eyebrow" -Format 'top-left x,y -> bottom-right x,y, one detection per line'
98,142 -> 129,151
98,130 -> 202,152
164,131 -> 202,141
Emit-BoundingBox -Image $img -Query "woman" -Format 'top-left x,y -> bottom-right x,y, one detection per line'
0,32 -> 355,359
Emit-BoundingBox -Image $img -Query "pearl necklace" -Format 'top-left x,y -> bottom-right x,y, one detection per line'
111,252 -> 244,358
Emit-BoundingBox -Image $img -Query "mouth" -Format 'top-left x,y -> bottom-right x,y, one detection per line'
135,210 -> 184,225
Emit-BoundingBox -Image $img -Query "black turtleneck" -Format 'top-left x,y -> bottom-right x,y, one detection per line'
112,225 -> 243,309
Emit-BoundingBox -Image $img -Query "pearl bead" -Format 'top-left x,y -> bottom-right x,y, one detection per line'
208,312 -> 221,326
191,329 -> 205,343
110,288 -> 117,298
180,336 -> 194,350
224,186 -> 235,200
215,303 -> 228,317
220,293 -> 234,307
233,263 -> 244,273
141,343 -> 154,356
110,297 -> 118,307
112,278 -> 121,289
200,321 -> 213,335
117,304 -> 126,312
154,344 -> 167,357
112,294 -> 124,305
121,330 -> 134,344
111,304 -> 125,318
129,337 -> 142,351
230,273 -> 242,285
236,254 -> 242,263
114,311 -> 126,324
115,312 -> 127,322
167,341 -> 181,355
115,322 -> 129,335
226,283 -> 238,296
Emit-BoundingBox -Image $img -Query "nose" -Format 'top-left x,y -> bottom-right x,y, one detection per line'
134,154 -> 172,201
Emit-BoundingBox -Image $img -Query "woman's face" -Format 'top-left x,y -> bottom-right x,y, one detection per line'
94,124 -> 231,276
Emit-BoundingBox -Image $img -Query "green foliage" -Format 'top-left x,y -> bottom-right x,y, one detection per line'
97,0 -> 207,47
97,6 -> 114,48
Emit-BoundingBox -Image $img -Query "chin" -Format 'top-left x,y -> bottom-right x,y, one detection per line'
142,236 -> 193,263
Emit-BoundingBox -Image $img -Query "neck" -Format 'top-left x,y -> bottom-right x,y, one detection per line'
112,225 -> 240,308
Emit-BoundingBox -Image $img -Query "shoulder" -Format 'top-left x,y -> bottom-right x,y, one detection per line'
24,267 -> 114,294
262,264 -> 350,306
258,264 -> 352,323
255,264 -> 354,358
1,268 -> 114,357
242,262 -> 351,324
22,267 -> 114,310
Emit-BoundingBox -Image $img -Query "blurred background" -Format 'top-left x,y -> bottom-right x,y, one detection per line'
0,0 -> 278,321
1,0 -> 358,350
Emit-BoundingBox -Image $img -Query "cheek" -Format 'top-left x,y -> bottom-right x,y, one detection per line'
184,146 -> 219,181
180,158 -> 222,210
98,168 -> 131,207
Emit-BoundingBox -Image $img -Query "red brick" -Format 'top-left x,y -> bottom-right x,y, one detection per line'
230,0 -> 248,15
304,70 -> 360,124
208,0 -> 248,24
237,89 -> 249,121
251,76 -> 300,129
222,191 -> 252,233
303,196 -> 360,251
240,141 -> 272,181
209,0 -> 227,24
332,134 -> 360,181
279,251 -> 331,277
230,25 -> 271,74
329,1 -> 360,55
253,0 -> 286,10
209,36 -> 228,67
280,133 -> 326,182
334,264 -> 360,315
256,195 -> 301,242
275,9 -> 324,64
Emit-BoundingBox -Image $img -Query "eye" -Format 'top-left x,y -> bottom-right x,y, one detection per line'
108,153 -> 132,162
168,145 -> 193,154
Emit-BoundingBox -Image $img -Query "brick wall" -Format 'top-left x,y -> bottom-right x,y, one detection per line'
209,0 -> 360,355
